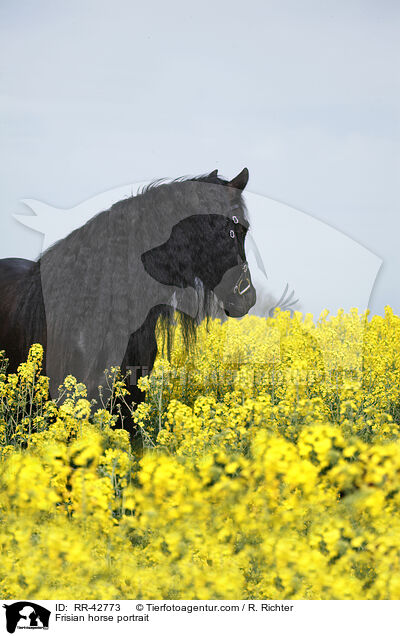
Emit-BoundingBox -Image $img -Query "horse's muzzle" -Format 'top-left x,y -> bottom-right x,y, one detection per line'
214,262 -> 256,318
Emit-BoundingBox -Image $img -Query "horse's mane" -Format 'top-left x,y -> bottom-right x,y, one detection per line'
37,173 -> 248,395
38,171 -> 238,262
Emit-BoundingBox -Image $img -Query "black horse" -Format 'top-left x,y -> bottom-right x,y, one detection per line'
0,168 -> 256,446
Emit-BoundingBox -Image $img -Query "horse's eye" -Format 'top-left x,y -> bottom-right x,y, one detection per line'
229,230 -> 235,239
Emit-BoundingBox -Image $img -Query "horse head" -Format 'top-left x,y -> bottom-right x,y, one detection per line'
140,168 -> 256,320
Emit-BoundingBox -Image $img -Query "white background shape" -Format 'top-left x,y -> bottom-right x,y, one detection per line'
15,185 -> 382,320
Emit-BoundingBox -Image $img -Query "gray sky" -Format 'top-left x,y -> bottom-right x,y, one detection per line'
0,0 -> 399,315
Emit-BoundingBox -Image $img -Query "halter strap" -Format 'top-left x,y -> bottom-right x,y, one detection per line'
233,261 -> 251,296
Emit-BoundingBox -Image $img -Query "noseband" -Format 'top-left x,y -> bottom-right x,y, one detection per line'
233,261 -> 251,296
229,205 -> 251,297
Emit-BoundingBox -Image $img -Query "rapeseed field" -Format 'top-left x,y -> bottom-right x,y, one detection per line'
1,307 -> 400,599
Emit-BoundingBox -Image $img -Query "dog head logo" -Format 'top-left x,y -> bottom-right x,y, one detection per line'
3,602 -> 50,633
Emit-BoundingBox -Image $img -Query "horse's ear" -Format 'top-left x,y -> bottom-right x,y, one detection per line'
228,168 -> 249,191
208,169 -> 218,178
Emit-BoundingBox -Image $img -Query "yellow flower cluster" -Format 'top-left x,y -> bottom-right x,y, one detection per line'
1,307 -> 400,599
